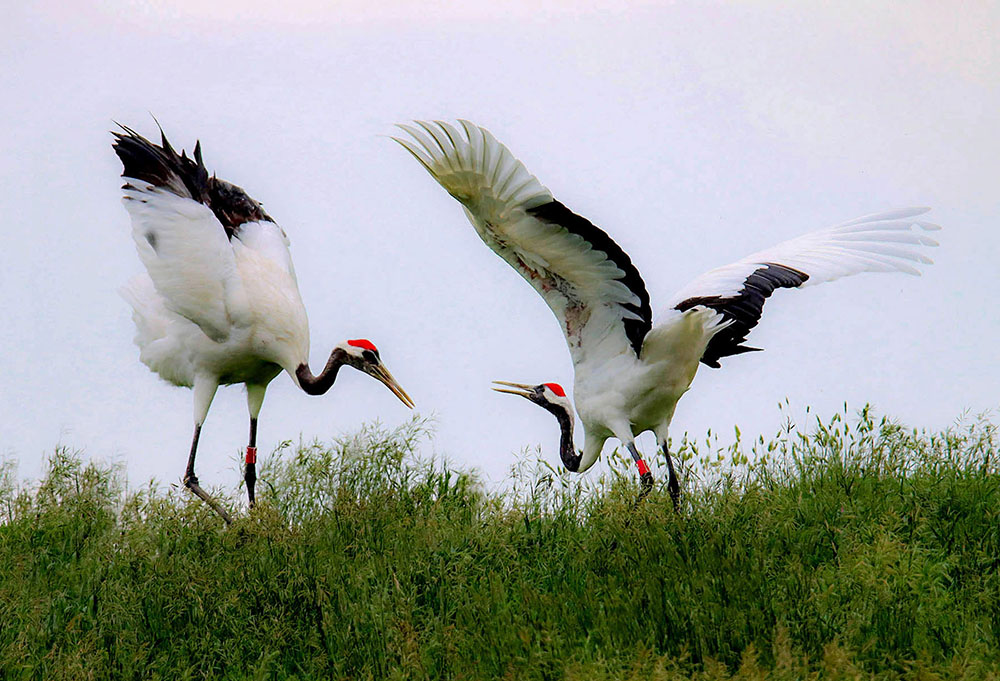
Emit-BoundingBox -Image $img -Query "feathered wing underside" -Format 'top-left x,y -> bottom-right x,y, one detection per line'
233,219 -> 298,282
651,208 -> 940,367
394,120 -> 652,364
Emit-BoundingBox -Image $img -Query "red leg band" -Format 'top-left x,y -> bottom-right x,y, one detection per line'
637,459 -> 650,476
245,447 -> 257,465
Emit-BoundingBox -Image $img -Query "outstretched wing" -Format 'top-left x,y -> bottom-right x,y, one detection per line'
653,208 -> 940,368
394,120 -> 652,366
113,125 -> 252,343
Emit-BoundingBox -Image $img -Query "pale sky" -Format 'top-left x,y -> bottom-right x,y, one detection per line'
1,1 -> 997,495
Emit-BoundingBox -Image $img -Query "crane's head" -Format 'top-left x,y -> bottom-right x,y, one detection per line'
491,381 -> 573,418
492,381 -> 580,472
337,339 -> 415,408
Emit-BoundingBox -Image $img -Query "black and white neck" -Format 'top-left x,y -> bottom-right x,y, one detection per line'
296,339 -> 415,408
295,347 -> 349,395
491,381 -> 581,472
545,400 -> 582,472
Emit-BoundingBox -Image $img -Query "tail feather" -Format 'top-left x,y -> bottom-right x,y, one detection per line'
112,123 -> 210,203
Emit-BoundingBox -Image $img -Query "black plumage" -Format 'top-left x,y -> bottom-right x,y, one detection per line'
675,263 -> 809,368
527,200 -> 652,356
112,124 -> 272,238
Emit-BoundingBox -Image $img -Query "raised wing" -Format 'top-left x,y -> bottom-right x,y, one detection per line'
394,120 -> 652,365
656,208 -> 940,368
113,124 -> 212,206
113,126 -> 255,342
232,219 -> 298,282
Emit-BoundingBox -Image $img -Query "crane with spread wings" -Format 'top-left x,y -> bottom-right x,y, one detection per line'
394,120 -> 938,508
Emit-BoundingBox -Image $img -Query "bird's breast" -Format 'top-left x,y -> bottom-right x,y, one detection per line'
628,359 -> 699,427
574,354 -> 696,437
217,355 -> 283,386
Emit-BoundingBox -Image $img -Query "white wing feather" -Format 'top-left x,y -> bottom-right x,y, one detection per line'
642,208 -> 939,367
122,180 -> 252,342
395,120 -> 652,365
233,220 -> 298,281
666,208 -> 939,308
120,274 -> 200,387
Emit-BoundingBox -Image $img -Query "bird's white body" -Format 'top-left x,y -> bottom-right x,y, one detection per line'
573,307 -> 722,468
120,183 -> 309,420
113,125 -> 413,522
396,120 -> 939,481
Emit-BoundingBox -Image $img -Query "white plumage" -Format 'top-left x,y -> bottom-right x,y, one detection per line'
115,125 -> 413,522
396,120 -> 939,506
121,187 -> 308,391
666,207 -> 939,306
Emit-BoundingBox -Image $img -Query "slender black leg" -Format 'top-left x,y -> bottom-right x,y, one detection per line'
626,442 -> 655,506
245,417 -> 258,508
662,442 -> 680,512
183,423 -> 234,524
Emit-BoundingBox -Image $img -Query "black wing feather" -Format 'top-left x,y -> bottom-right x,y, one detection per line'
527,200 -> 653,356
112,123 -> 272,238
675,263 -> 809,368
112,124 -> 211,204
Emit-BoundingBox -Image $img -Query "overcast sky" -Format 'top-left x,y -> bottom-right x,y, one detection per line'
1,1 -> 997,496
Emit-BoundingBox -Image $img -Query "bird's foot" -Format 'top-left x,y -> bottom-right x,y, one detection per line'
634,470 -> 655,508
666,474 -> 680,513
667,480 -> 681,513
184,474 -> 234,525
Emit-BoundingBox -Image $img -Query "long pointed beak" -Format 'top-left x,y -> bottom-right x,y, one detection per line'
368,362 -> 415,409
491,380 -> 535,399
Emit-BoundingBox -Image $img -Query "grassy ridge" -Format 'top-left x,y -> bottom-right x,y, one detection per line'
1,411 -> 999,680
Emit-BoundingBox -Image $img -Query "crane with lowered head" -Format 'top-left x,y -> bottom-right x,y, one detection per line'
394,119 -> 938,509
114,124 -> 414,523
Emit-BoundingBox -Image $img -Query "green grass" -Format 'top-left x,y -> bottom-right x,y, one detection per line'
2,409 -> 999,680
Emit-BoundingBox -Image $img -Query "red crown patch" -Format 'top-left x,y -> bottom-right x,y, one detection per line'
347,339 -> 378,352
543,383 -> 566,397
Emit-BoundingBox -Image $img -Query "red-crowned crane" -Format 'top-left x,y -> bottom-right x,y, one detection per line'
113,124 -> 414,524
394,120 -> 938,509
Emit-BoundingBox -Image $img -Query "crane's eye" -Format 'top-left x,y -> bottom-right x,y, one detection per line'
362,350 -> 377,363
